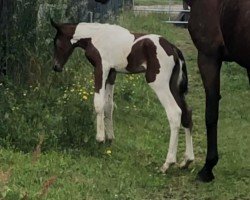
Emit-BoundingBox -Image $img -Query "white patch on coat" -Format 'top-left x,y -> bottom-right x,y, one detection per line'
104,83 -> 115,140
71,23 -> 135,73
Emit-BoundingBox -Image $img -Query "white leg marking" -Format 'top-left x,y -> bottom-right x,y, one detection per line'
104,83 -> 115,141
161,101 -> 181,173
180,128 -> 194,169
149,83 -> 182,173
95,92 -> 105,143
147,46 -> 182,173
95,69 -> 109,143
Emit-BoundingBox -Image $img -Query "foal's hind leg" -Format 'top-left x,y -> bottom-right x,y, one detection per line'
149,81 -> 182,173
179,105 -> 194,169
180,127 -> 194,169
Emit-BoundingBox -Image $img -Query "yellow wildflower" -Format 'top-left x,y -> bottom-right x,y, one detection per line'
106,149 -> 112,155
83,95 -> 88,100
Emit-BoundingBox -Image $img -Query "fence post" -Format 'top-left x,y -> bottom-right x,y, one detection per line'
0,0 -> 9,77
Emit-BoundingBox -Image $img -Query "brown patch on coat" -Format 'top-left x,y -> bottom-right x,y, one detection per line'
159,37 -> 192,130
158,37 -> 177,58
106,68 -> 117,85
126,38 -> 160,83
77,38 -> 103,93
52,22 -> 77,71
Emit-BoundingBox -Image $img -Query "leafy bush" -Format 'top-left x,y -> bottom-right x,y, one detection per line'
0,50 -> 96,152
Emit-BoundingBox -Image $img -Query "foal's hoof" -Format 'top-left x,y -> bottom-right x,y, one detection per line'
179,159 -> 193,169
160,162 -> 175,173
196,167 -> 215,182
96,136 -> 105,144
106,139 -> 113,147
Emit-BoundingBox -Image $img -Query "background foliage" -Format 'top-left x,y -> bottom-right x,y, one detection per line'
0,0 -> 131,84
0,0 -> 133,151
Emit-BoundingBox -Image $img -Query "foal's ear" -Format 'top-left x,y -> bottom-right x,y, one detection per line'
184,0 -> 192,6
50,18 -> 60,31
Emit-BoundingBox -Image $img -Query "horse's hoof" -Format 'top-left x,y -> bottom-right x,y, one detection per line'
196,167 -> 215,182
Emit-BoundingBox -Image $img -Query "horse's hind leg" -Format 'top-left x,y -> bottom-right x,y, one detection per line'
149,79 -> 182,173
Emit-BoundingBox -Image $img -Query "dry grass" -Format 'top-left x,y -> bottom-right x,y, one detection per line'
0,168 -> 12,185
39,176 -> 57,198
32,134 -> 45,164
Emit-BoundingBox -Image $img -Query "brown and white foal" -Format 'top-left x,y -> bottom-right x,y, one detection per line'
51,20 -> 194,172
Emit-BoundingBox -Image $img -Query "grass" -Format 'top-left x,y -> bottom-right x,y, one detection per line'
0,13 -> 250,199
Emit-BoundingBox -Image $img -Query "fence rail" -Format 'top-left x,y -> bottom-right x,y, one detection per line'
133,0 -> 190,25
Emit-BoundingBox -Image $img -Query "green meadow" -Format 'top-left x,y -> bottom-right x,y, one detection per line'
0,13 -> 249,199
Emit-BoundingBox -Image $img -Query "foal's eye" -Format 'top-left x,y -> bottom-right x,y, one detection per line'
58,46 -> 64,50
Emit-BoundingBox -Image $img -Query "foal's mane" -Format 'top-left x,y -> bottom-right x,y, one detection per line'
51,18 -> 77,37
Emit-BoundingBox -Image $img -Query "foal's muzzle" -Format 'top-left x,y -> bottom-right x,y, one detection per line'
53,65 -> 63,72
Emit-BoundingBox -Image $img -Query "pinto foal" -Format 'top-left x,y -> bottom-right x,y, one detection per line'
51,20 -> 194,172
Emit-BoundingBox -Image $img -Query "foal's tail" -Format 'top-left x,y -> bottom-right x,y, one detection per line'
175,48 -> 193,130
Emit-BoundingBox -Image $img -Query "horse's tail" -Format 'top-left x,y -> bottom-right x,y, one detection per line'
175,48 -> 193,130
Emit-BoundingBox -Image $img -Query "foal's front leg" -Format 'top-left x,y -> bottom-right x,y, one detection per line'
104,70 -> 116,142
94,66 -> 109,143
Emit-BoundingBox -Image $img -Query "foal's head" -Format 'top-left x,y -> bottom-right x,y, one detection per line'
51,19 -> 77,72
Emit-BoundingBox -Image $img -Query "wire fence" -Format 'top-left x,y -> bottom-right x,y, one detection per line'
133,0 -> 189,24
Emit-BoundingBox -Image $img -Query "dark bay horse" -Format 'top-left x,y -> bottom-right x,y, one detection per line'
95,0 -> 250,182
185,0 -> 250,182
51,20 -> 194,173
